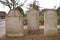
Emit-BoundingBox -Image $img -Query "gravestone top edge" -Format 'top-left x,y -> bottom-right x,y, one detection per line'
27,9 -> 39,13
6,9 -> 23,17
44,9 -> 57,14
45,9 -> 56,12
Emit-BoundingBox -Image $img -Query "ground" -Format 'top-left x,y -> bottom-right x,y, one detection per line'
0,19 -> 60,40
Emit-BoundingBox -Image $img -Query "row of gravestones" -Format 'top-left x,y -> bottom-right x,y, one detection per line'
5,9 -> 57,37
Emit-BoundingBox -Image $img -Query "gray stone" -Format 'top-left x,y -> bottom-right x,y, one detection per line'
44,9 -> 57,36
27,9 -> 39,31
5,9 -> 24,36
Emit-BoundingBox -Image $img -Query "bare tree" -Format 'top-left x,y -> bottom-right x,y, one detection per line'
28,0 -> 40,10
0,0 -> 28,16
0,0 -> 11,9
0,0 -> 28,9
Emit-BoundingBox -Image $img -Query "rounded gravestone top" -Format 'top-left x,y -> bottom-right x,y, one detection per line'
27,9 -> 39,13
7,9 -> 22,17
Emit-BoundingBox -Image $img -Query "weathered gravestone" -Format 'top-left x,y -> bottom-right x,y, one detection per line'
44,9 -> 57,36
6,9 -> 24,36
27,9 -> 39,32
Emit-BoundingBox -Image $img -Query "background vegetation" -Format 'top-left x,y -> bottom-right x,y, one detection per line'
23,7 -> 60,25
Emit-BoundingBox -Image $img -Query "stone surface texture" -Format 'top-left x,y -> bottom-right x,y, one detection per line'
5,9 -> 24,36
44,9 -> 57,36
27,9 -> 39,31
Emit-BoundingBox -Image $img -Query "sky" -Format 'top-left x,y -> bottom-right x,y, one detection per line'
0,0 -> 60,13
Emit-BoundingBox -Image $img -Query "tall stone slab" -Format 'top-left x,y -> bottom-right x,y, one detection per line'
44,9 -> 57,36
6,9 -> 24,36
27,9 -> 39,31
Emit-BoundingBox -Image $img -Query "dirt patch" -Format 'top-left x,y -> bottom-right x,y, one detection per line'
0,29 -> 60,40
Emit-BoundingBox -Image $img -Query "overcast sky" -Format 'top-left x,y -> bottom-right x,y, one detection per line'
0,0 -> 60,13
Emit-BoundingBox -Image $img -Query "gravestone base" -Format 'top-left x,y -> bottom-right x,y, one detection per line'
7,34 -> 24,37
44,30 -> 57,36
28,30 -> 40,34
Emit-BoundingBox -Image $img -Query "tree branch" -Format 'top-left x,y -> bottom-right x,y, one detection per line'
6,0 -> 11,9
0,0 -> 11,9
20,0 -> 28,6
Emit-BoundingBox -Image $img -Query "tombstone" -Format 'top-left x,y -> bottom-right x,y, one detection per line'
5,9 -> 24,36
27,9 -> 39,32
44,9 -> 57,36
